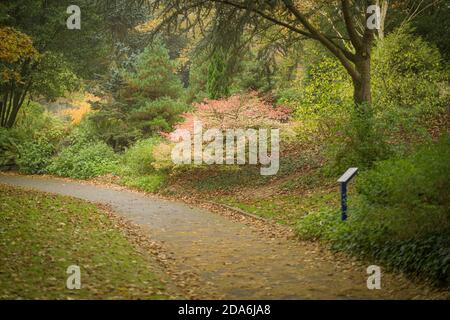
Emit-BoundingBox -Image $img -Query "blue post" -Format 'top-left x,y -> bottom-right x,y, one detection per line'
337,167 -> 358,221
340,182 -> 348,221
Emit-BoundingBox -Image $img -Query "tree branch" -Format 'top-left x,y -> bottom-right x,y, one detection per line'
281,0 -> 359,80
210,0 -> 314,38
341,0 -> 363,50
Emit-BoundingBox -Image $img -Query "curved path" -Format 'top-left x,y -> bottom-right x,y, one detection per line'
0,174 -> 442,299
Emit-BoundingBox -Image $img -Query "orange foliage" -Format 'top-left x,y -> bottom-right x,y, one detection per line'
0,27 -> 38,83
62,93 -> 100,124
0,27 -> 38,64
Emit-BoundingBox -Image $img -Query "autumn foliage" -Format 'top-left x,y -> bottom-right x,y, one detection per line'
0,27 -> 38,63
0,27 -> 38,82
0,27 -> 39,127
168,92 -> 292,140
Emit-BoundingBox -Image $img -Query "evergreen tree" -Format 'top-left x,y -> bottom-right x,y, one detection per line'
89,41 -> 187,151
206,50 -> 231,99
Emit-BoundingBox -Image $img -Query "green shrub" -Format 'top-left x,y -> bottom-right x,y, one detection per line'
356,134 -> 450,237
120,138 -> 160,176
118,138 -> 168,192
325,104 -> 392,174
295,56 -> 353,119
0,128 -> 19,169
0,102 -> 66,172
373,26 -> 448,122
331,219 -> 450,286
298,135 -> 450,286
47,142 -> 118,179
296,208 -> 345,241
63,119 -> 98,148
369,26 -> 448,150
298,207 -> 450,286
14,102 -> 66,143
16,139 -> 54,174
359,136 -> 449,206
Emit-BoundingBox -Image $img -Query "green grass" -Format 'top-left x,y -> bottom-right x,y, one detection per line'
120,172 -> 167,193
219,188 -> 339,227
0,184 -> 171,299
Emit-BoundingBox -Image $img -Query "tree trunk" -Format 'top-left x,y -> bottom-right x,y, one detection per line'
0,79 -> 31,128
353,54 -> 372,106
376,0 -> 389,40
0,101 -> 4,127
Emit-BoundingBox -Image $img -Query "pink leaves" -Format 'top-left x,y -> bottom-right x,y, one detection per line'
165,92 -> 291,142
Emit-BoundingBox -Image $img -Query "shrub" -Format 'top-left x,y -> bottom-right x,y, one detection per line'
14,102 -> 66,142
120,138 -> 160,176
16,139 -> 54,174
0,128 -> 19,169
297,135 -> 450,286
63,119 -> 98,148
169,91 -> 292,136
296,208 -> 344,241
0,102 -> 66,172
356,134 -> 450,237
274,54 -> 353,146
118,138 -> 169,192
369,26 -> 449,148
294,56 -> 353,120
329,210 -> 450,286
329,205 -> 450,286
47,142 -> 118,179
372,26 -> 448,123
83,107 -> 141,152
325,104 -> 392,174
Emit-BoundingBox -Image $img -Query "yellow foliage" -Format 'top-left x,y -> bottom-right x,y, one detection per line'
62,93 -> 100,124
135,18 -> 162,32
152,141 -> 175,170
0,27 -> 38,84
65,103 -> 91,124
0,27 -> 38,64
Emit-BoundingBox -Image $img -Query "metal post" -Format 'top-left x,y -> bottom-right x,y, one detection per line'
337,167 -> 358,221
340,182 -> 347,221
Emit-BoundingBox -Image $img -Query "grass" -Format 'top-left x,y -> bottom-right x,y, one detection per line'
218,187 -> 339,227
170,165 -> 271,192
171,152 -> 322,193
0,184 -> 170,299
160,152 -> 342,228
120,172 -> 167,193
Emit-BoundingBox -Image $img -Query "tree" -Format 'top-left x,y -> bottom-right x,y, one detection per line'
0,0 -> 113,128
143,0 -> 382,106
0,26 -> 80,128
207,49 -> 231,99
122,42 -> 184,101
1,0 -> 114,79
89,41 -> 187,151
146,0 -> 447,107
0,27 -> 38,128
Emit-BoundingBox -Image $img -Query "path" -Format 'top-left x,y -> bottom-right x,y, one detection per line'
0,174 -> 442,299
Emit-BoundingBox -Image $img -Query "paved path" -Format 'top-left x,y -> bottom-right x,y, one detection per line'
0,174 -> 441,299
